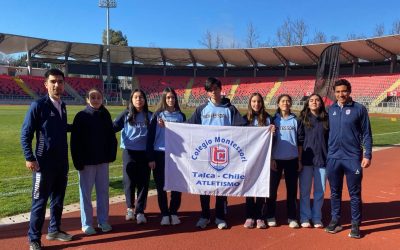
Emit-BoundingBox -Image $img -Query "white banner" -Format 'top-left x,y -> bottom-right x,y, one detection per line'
164,122 -> 272,197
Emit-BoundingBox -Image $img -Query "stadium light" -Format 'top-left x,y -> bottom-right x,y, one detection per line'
99,0 -> 117,98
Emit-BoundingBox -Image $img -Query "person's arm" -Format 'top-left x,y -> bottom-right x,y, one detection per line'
113,110 -> 127,132
360,106 -> 372,168
231,106 -> 246,126
146,112 -> 158,166
21,102 -> 40,171
70,112 -> 85,170
186,106 -> 203,124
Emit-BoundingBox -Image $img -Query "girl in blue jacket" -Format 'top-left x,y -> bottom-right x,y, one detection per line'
147,87 -> 186,226
266,94 -> 301,228
114,89 -> 152,225
243,93 -> 274,229
298,93 -> 329,228
71,88 -> 117,235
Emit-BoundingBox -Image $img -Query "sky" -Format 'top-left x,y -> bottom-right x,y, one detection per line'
0,0 -> 399,49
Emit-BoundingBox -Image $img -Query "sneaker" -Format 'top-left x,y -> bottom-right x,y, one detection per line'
301,222 -> 311,228
126,208 -> 134,221
160,216 -> 171,226
267,217 -> 277,227
98,223 -> 112,233
243,218 -> 254,228
82,226 -> 97,235
29,241 -> 42,250
196,218 -> 210,229
215,218 -> 228,229
46,230 -> 73,241
288,219 -> 300,228
348,223 -> 361,239
256,219 -> 267,229
313,222 -> 324,228
136,213 -> 147,224
170,215 -> 181,225
325,220 -> 343,234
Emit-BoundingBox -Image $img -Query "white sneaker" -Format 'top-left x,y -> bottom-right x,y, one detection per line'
301,222 -> 311,228
98,223 -> 112,232
125,208 -> 134,221
160,216 -> 170,226
196,218 -> 210,229
267,218 -> 277,227
288,219 -> 300,228
136,213 -> 147,224
170,215 -> 181,225
215,218 -> 228,229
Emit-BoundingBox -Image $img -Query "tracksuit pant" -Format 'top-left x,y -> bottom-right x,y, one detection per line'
153,151 -> 181,216
28,169 -> 68,242
122,149 -> 150,214
245,197 -> 266,220
266,158 -> 299,220
200,195 -> 227,220
78,163 -> 109,229
326,159 -> 363,225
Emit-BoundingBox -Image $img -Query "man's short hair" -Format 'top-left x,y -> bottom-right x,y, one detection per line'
205,77 -> 222,92
44,68 -> 65,80
333,79 -> 352,92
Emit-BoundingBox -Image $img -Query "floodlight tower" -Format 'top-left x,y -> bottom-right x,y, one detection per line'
99,0 -> 117,98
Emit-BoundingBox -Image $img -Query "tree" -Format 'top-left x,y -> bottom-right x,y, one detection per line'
276,17 -> 293,46
311,31 -> 327,44
330,35 -> 340,42
292,19 -> 308,45
102,29 -> 128,46
246,22 -> 260,48
198,30 -> 224,49
391,19 -> 400,34
346,33 -> 366,40
374,23 -> 385,37
276,17 -> 308,46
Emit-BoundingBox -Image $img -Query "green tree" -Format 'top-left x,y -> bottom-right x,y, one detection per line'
102,29 -> 128,46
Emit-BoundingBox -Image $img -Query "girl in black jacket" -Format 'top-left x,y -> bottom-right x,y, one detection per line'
71,88 -> 117,235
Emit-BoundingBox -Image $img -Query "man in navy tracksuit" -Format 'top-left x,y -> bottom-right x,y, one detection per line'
325,79 -> 372,239
187,77 -> 245,230
21,69 -> 72,250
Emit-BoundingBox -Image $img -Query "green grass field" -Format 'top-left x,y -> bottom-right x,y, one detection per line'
0,105 -> 399,218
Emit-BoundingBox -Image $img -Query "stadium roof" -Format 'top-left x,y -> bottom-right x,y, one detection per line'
1,32 -> 399,67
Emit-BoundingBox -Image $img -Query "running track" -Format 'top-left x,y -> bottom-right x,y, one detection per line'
1,147 -> 399,250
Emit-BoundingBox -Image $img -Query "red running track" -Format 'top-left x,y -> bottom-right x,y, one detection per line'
1,147 -> 399,250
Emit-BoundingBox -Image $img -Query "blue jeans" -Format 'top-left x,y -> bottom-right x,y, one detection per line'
79,163 -> 109,229
299,165 -> 326,224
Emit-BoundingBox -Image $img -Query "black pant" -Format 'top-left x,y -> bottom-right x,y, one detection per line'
245,197 -> 266,220
266,158 -> 298,220
200,195 -> 227,220
123,149 -> 150,214
153,151 -> 181,216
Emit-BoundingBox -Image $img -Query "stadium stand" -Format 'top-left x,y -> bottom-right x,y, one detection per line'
0,75 -> 31,100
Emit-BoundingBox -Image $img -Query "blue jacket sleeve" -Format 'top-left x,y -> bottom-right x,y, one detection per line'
21,102 -> 38,162
297,118 -> 305,147
113,110 -> 128,132
360,106 -> 373,160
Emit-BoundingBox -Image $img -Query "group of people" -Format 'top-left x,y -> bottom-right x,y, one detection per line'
21,69 -> 372,250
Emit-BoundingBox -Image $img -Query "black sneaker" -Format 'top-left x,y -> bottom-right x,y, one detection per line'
325,220 -> 343,234
29,241 -> 42,250
46,230 -> 73,241
348,223 -> 361,239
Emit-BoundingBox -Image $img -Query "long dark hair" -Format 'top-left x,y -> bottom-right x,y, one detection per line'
127,89 -> 149,126
275,94 -> 292,115
246,93 -> 270,126
299,93 -> 329,130
155,87 -> 181,113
